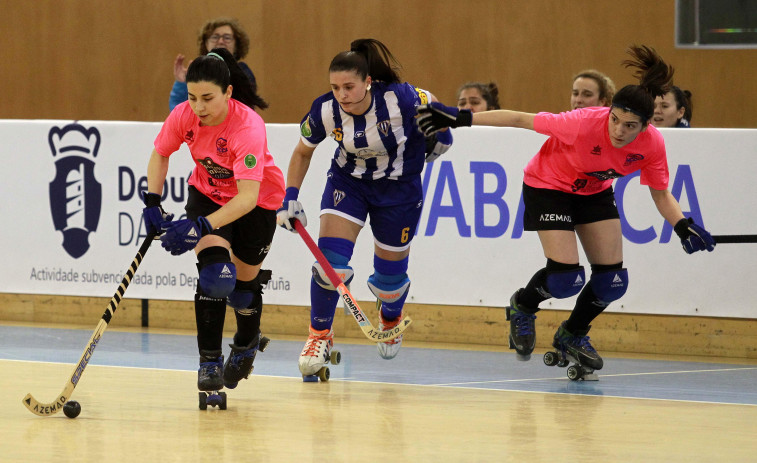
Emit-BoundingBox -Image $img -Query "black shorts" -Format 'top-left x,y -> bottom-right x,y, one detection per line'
185,186 -> 277,265
522,183 -> 619,231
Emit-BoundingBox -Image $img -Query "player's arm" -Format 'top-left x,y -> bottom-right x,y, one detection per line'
416,103 -> 535,135
277,139 -> 317,233
147,149 -> 170,194
649,187 -> 715,254
205,179 -> 261,229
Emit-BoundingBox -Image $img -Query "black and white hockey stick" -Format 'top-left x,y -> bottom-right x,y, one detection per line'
712,235 -> 757,244
22,233 -> 157,416
293,219 -> 411,342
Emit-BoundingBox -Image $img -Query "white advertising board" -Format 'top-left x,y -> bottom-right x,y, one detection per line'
1,120 -> 755,318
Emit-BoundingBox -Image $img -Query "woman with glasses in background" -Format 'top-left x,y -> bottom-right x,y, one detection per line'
169,17 -> 257,111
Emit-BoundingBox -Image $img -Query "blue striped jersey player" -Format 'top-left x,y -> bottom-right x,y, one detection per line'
277,38 -> 452,375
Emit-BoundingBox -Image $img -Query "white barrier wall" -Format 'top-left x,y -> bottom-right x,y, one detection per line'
1,120 -> 755,318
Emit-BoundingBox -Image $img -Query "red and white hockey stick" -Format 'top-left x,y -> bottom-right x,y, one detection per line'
22,233 -> 157,416
293,219 -> 411,342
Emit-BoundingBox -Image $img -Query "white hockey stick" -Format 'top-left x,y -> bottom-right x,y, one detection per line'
293,219 -> 411,342
22,233 -> 156,416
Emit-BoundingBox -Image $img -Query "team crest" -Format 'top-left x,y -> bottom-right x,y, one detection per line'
48,123 -> 103,258
333,189 -> 346,206
216,138 -> 228,154
377,120 -> 391,136
624,153 -> 644,166
185,130 -> 194,142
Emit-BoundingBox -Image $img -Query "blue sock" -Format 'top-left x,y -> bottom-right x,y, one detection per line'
310,237 -> 354,331
373,256 -> 409,320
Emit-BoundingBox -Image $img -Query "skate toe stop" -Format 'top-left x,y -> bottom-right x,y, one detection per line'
516,354 -> 531,362
302,375 -> 319,382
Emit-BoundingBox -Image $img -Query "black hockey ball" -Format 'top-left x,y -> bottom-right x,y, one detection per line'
63,400 -> 81,419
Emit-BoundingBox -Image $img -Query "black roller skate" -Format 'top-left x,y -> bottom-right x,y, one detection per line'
543,322 -> 602,381
505,289 -> 537,361
223,333 -> 271,389
198,350 -> 226,410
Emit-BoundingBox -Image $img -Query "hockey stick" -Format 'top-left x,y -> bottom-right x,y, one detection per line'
713,235 -> 757,244
22,233 -> 157,416
293,219 -> 411,342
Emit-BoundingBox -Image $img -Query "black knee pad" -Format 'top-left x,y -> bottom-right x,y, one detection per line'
228,269 -> 272,312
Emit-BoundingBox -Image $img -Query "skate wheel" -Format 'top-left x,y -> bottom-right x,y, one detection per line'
567,365 -> 583,381
198,392 -> 208,410
543,351 -> 559,367
318,366 -> 330,382
302,374 -> 319,383
330,350 -> 341,365
259,336 -> 270,352
219,391 -> 227,410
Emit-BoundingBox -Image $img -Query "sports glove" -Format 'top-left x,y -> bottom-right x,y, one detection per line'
276,187 -> 307,233
416,102 -> 472,137
160,216 -> 213,256
142,192 -> 174,235
674,217 -> 716,254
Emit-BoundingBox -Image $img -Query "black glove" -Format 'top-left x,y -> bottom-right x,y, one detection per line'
416,102 -> 472,136
142,192 -> 174,235
674,217 -> 716,254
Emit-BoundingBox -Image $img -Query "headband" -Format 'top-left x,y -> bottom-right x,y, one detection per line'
611,103 -> 649,120
206,52 -> 224,61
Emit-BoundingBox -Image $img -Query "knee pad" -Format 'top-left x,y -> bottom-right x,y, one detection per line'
590,267 -> 629,303
367,273 -> 411,304
311,237 -> 355,290
197,247 -> 236,298
545,266 -> 586,299
228,269 -> 272,312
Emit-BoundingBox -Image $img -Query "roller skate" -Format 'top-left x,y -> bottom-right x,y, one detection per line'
223,332 -> 271,389
197,350 -> 227,410
298,325 -> 341,382
543,321 -> 602,381
505,289 -> 537,361
377,310 -> 403,360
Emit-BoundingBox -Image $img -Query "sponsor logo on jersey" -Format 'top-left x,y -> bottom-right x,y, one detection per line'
216,138 -> 228,154
571,179 -> 587,192
300,116 -> 313,137
354,130 -> 365,138
377,120 -> 391,136
586,168 -> 623,181
200,157 -> 234,179
591,145 -> 602,155
333,189 -> 346,206
244,154 -> 257,169
624,153 -> 644,166
48,123 -> 103,258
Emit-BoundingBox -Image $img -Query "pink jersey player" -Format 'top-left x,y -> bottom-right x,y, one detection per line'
417,45 -> 715,379
142,48 -> 285,398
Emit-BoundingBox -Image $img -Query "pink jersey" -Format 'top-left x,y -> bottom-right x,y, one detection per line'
154,99 -> 285,209
526,107 -> 669,195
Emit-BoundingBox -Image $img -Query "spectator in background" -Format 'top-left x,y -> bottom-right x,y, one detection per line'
457,82 -> 500,113
652,86 -> 692,127
169,17 -> 257,111
570,70 -> 616,109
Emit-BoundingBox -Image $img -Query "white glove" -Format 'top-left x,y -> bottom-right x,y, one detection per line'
276,200 -> 307,233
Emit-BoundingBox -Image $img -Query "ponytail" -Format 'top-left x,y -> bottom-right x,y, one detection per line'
612,45 -> 674,123
329,38 -> 402,84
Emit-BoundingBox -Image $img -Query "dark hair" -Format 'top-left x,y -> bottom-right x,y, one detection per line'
457,82 -> 501,110
670,86 -> 693,124
329,38 -> 402,84
186,48 -> 268,110
572,69 -> 616,106
612,45 -> 675,124
198,17 -> 250,61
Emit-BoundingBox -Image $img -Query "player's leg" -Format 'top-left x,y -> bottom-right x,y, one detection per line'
554,196 -> 625,370
299,169 -> 366,376
509,185 -> 582,360
186,187 -> 236,391
222,207 -> 277,388
365,176 -> 423,360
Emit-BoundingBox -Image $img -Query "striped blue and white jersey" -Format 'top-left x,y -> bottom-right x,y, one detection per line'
299,82 -> 443,181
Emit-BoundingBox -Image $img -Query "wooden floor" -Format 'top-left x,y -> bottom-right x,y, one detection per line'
4,324 -> 757,462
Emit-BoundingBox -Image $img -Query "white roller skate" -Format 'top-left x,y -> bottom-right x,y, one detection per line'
299,325 -> 341,382
377,310 -> 403,360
